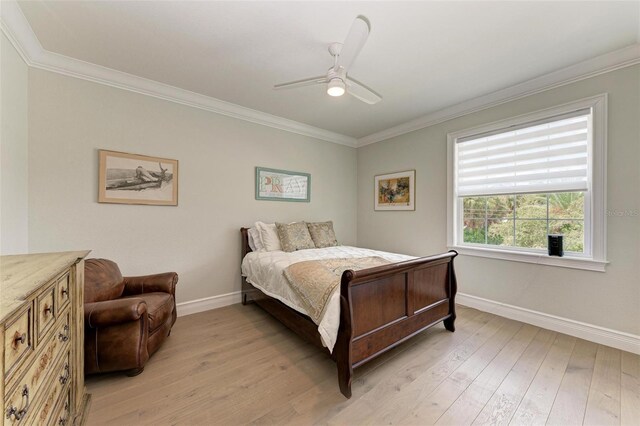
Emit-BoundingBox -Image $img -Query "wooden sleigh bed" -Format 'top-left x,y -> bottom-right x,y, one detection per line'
240,228 -> 458,398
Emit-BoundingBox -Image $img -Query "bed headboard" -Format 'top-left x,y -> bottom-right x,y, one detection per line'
240,227 -> 253,259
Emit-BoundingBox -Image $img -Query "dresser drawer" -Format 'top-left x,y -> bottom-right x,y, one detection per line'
25,352 -> 70,426
2,352 -> 69,425
6,312 -> 70,398
56,273 -> 70,313
3,306 -> 33,378
36,285 -> 57,341
51,388 -> 71,426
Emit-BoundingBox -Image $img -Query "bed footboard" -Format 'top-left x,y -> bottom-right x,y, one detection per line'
240,227 -> 458,399
335,251 -> 458,398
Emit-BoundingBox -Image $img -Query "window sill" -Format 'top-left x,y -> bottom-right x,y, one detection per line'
449,245 -> 608,272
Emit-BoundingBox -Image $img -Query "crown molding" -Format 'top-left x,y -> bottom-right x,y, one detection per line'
2,0 -> 638,150
0,0 -> 37,65
0,1 -> 358,148
358,43 -> 640,147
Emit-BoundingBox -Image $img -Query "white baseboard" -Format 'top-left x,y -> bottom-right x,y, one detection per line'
457,293 -> 640,355
174,290 -> 639,354
176,291 -> 242,317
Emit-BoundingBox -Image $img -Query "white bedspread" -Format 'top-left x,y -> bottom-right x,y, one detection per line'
241,246 -> 415,352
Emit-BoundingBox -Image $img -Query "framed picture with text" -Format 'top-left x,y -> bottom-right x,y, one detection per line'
255,167 -> 310,202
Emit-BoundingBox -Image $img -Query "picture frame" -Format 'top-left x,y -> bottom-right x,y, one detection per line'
255,167 -> 310,202
374,170 -> 415,211
98,150 -> 178,206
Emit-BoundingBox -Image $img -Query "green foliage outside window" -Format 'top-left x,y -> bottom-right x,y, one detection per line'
462,192 -> 585,253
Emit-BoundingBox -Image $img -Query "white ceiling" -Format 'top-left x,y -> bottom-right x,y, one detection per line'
16,1 -> 640,139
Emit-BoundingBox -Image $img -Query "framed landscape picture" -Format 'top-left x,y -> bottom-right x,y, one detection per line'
374,170 -> 415,211
255,167 -> 310,202
98,150 -> 178,206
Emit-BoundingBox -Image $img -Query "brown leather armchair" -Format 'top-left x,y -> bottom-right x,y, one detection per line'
84,259 -> 178,376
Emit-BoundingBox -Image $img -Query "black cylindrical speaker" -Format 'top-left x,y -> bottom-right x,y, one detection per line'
548,234 -> 564,257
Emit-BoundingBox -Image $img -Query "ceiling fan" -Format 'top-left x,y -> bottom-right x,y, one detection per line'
274,15 -> 382,104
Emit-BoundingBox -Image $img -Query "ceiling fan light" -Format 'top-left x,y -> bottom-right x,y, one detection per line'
327,78 -> 346,97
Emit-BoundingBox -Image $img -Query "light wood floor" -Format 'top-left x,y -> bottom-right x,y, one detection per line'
85,303 -> 639,426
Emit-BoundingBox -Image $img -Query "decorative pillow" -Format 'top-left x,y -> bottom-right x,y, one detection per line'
307,221 -> 338,248
247,227 -> 264,252
255,222 -> 282,252
276,222 -> 315,252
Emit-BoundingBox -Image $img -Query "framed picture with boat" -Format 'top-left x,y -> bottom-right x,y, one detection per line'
98,150 -> 178,206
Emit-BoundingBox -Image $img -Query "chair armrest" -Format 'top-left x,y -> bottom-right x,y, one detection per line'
85,299 -> 147,328
122,272 -> 178,296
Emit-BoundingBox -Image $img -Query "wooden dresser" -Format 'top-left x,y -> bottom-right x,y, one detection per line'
0,252 -> 91,425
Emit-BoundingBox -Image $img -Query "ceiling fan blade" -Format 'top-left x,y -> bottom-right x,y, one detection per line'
346,77 -> 382,105
274,76 -> 327,90
336,15 -> 370,71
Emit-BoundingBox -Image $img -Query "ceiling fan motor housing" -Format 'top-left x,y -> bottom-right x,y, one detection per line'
327,66 -> 346,83
326,67 -> 347,96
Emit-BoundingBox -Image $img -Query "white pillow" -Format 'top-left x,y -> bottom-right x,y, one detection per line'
247,227 -> 264,252
255,221 -> 282,252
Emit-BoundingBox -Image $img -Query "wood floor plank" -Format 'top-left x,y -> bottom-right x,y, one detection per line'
186,350 -> 331,425
583,345 -> 622,426
87,315 -> 324,423
252,311 -> 495,425
434,325 -> 540,426
251,310 -> 492,426
620,351 -> 640,426
546,339 -> 598,426
326,315 -> 514,425
97,337 -> 319,418
87,304 -> 285,395
84,304 -> 638,426
403,321 -> 527,424
471,328 -> 556,426
89,322 -> 303,412
93,339 -> 327,425
509,333 -> 576,425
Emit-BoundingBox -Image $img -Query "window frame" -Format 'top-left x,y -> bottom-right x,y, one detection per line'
447,94 -> 608,272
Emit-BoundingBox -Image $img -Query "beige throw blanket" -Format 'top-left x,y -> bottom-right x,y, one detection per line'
283,257 -> 391,324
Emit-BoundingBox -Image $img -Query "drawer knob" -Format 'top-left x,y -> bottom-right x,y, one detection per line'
61,288 -> 68,297
58,325 -> 70,342
59,364 -> 70,385
12,332 -> 26,348
5,385 -> 30,421
43,304 -> 52,315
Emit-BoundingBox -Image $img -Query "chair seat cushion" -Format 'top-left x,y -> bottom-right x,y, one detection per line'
121,292 -> 174,333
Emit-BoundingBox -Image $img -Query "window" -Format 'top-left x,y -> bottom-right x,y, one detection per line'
462,192 -> 585,253
447,95 -> 607,271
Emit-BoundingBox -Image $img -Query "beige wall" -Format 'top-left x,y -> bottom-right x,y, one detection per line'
7,36 -> 639,335
27,69 -> 357,304
357,65 -> 640,335
0,34 -> 29,254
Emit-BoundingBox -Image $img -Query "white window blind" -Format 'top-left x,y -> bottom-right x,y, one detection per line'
456,109 -> 591,197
